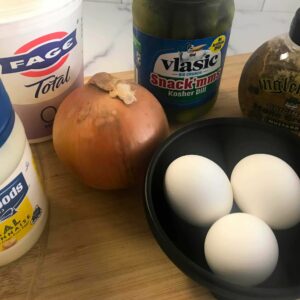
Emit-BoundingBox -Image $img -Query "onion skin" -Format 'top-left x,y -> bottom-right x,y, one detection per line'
53,77 -> 169,190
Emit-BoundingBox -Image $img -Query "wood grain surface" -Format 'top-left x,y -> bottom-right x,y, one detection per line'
0,54 -> 250,300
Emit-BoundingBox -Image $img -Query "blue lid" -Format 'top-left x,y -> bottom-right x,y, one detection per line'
0,80 -> 15,147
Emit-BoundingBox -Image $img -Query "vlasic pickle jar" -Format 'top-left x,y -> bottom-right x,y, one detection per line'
133,0 -> 235,123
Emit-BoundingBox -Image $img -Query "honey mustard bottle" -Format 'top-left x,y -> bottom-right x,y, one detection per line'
239,8 -> 300,135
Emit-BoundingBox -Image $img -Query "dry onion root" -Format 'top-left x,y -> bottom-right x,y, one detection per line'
53,72 -> 169,190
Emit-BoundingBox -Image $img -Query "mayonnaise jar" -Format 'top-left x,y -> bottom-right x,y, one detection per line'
0,80 -> 48,266
0,0 -> 83,143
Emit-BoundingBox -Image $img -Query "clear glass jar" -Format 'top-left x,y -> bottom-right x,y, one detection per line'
133,0 -> 235,123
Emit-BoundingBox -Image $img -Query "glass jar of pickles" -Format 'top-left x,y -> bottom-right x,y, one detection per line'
133,0 -> 235,123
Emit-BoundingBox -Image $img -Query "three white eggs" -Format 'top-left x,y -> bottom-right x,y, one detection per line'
164,153 -> 300,286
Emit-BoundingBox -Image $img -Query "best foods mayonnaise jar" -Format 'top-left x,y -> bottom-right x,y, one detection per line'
0,0 -> 83,143
0,80 -> 48,266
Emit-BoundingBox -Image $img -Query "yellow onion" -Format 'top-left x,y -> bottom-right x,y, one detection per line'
53,73 -> 169,190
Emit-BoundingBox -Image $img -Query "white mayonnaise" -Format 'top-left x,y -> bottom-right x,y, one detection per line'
0,80 -> 48,266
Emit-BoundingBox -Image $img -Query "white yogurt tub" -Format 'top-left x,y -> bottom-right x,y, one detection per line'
0,0 -> 83,143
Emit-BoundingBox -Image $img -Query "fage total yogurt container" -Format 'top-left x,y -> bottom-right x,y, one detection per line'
0,0 -> 83,143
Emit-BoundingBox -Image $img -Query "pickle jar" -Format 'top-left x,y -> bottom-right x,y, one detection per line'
133,0 -> 235,123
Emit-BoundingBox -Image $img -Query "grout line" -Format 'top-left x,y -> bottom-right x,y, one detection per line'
261,0 -> 267,11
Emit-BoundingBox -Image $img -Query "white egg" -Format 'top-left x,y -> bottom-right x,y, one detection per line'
205,213 -> 279,286
164,155 -> 233,226
231,154 -> 300,230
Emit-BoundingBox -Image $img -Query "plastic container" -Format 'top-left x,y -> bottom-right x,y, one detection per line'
0,0 -> 83,143
0,80 -> 48,266
133,0 -> 235,123
239,8 -> 300,135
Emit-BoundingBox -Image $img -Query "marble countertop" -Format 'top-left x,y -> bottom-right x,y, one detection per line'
82,1 -> 295,76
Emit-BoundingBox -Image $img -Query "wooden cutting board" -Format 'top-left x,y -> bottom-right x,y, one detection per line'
1,54 -> 250,300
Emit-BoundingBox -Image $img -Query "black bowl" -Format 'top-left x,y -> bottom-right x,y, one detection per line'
145,118 -> 300,300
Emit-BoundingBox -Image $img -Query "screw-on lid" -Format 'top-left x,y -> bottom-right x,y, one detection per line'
0,0 -> 80,25
290,8 -> 300,46
0,80 -> 15,147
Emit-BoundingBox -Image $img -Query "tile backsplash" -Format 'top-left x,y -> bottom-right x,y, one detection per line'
235,0 -> 299,12
84,0 -> 299,13
263,0 -> 300,12
234,0 -> 265,11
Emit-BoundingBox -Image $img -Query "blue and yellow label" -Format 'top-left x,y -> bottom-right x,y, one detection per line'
133,28 -> 230,109
0,173 -> 35,251
0,160 -> 44,252
0,173 -> 28,222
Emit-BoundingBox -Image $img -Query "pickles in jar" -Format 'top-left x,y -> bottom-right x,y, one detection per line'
132,0 -> 235,123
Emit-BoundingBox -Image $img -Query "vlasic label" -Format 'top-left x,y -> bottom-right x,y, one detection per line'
133,28 -> 230,109
0,4 -> 83,142
0,143 -> 47,251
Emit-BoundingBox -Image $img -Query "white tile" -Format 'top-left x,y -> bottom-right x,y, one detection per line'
82,2 -> 296,74
263,0 -> 300,13
83,0 -> 121,3
83,2 -> 133,75
229,11 -> 294,55
234,0 -> 264,11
